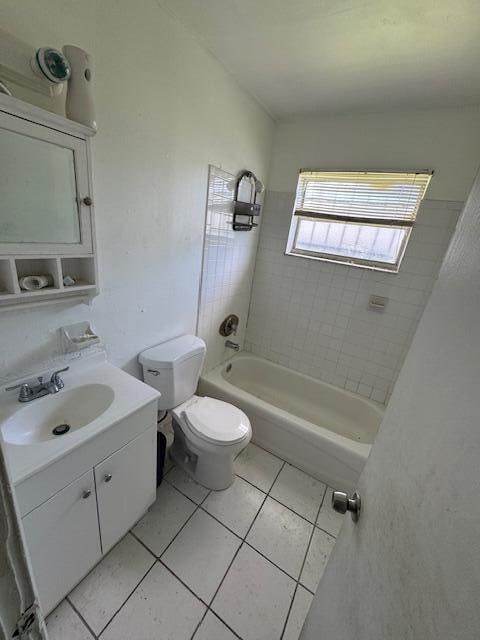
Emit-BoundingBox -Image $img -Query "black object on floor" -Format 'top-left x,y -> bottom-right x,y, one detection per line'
156,431 -> 167,487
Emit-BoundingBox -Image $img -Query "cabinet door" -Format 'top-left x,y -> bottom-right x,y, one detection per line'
22,469 -> 101,615
95,428 -> 156,553
0,110 -> 94,255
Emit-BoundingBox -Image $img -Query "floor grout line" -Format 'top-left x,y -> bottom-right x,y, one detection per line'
96,559 -> 157,638
197,460 -> 286,638
165,461 -> 328,592
158,558 -> 210,608
61,445 -> 337,640
279,483 -> 328,640
65,597 -> 98,639
249,441 -> 333,488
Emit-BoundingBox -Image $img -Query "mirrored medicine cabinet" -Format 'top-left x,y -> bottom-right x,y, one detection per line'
0,93 -> 98,309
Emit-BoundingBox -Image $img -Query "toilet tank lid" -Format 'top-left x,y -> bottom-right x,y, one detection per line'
139,335 -> 206,369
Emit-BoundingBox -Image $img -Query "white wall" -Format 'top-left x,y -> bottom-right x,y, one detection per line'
246,106 -> 480,402
301,170 -> 480,640
269,106 -> 480,200
0,0 -> 273,383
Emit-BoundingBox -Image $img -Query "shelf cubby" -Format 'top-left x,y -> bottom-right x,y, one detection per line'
0,254 -> 97,310
0,258 -> 16,296
60,256 -> 96,288
15,258 -> 62,293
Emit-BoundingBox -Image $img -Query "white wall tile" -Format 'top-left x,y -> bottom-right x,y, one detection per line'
245,192 -> 461,403
197,166 -> 262,372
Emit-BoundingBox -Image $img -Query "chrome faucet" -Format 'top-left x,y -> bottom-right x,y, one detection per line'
6,367 -> 69,403
225,340 -> 240,352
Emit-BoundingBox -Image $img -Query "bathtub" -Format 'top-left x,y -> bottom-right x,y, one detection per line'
199,353 -> 384,491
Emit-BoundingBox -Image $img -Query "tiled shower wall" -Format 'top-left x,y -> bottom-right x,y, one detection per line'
197,166 -> 261,372
245,191 -> 462,403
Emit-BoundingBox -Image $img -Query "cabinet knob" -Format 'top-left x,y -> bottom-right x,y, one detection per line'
104,473 -> 112,483
82,196 -> 93,206
82,489 -> 92,499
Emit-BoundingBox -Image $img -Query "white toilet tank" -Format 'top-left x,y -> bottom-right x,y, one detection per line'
139,335 -> 206,410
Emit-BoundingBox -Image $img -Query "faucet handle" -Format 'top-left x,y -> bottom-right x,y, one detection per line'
5,382 -> 33,401
50,366 -> 69,388
50,366 -> 69,380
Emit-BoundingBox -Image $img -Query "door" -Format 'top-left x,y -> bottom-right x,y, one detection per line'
22,470 -> 101,616
301,174 -> 480,640
95,428 -> 156,553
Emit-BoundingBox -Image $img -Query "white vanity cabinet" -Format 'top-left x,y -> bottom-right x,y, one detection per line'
22,469 -> 101,616
95,428 -> 156,553
17,402 -> 158,616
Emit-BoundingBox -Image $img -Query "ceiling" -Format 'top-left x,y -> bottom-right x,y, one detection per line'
158,0 -> 480,119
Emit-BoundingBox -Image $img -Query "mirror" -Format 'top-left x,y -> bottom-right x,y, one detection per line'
0,128 -> 81,244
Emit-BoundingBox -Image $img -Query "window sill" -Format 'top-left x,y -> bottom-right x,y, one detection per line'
284,249 -> 400,273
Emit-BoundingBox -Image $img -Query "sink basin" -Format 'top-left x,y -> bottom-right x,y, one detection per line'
2,384 -> 115,446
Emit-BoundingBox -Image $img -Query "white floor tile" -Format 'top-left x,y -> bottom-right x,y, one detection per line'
164,448 -> 175,473
203,476 -> 265,537
101,563 -> 206,640
131,481 -> 196,556
316,487 -> 344,537
270,464 -> 326,523
68,534 -> 154,635
235,443 -> 283,492
212,544 -> 295,640
162,509 -> 241,602
246,497 -> 313,579
282,586 -> 313,640
166,466 -> 211,503
194,611 -> 238,640
46,600 -> 93,640
300,527 -> 335,593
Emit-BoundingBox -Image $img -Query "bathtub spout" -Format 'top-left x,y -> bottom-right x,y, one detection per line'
225,340 -> 240,352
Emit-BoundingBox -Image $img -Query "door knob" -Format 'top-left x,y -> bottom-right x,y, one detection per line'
332,490 -> 362,522
104,473 -> 112,483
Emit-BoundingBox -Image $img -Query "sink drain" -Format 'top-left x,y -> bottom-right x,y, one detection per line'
52,424 -> 70,436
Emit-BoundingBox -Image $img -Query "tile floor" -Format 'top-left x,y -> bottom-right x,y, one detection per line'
46,443 -> 342,640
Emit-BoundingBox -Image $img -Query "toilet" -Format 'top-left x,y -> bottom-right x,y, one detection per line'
139,334 -> 251,490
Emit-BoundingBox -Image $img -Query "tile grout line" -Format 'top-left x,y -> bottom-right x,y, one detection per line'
95,557 -> 157,638
65,597 -> 98,640
167,447 -> 338,625
190,460 -> 286,640
280,483 -> 330,640
158,558 -> 210,609
64,447 -> 335,640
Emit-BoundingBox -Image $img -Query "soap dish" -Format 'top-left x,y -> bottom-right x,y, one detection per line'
61,321 -> 100,353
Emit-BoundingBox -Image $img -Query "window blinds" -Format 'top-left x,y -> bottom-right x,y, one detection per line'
294,171 -> 433,225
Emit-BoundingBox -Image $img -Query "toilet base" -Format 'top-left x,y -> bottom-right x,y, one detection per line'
170,418 -> 249,491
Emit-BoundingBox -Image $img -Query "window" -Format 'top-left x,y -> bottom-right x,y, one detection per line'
286,170 -> 432,272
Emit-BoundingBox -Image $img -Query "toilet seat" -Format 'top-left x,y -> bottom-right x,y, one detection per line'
182,396 -> 250,445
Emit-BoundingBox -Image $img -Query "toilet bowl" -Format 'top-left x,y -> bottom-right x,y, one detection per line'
170,395 -> 251,490
139,335 -> 251,490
